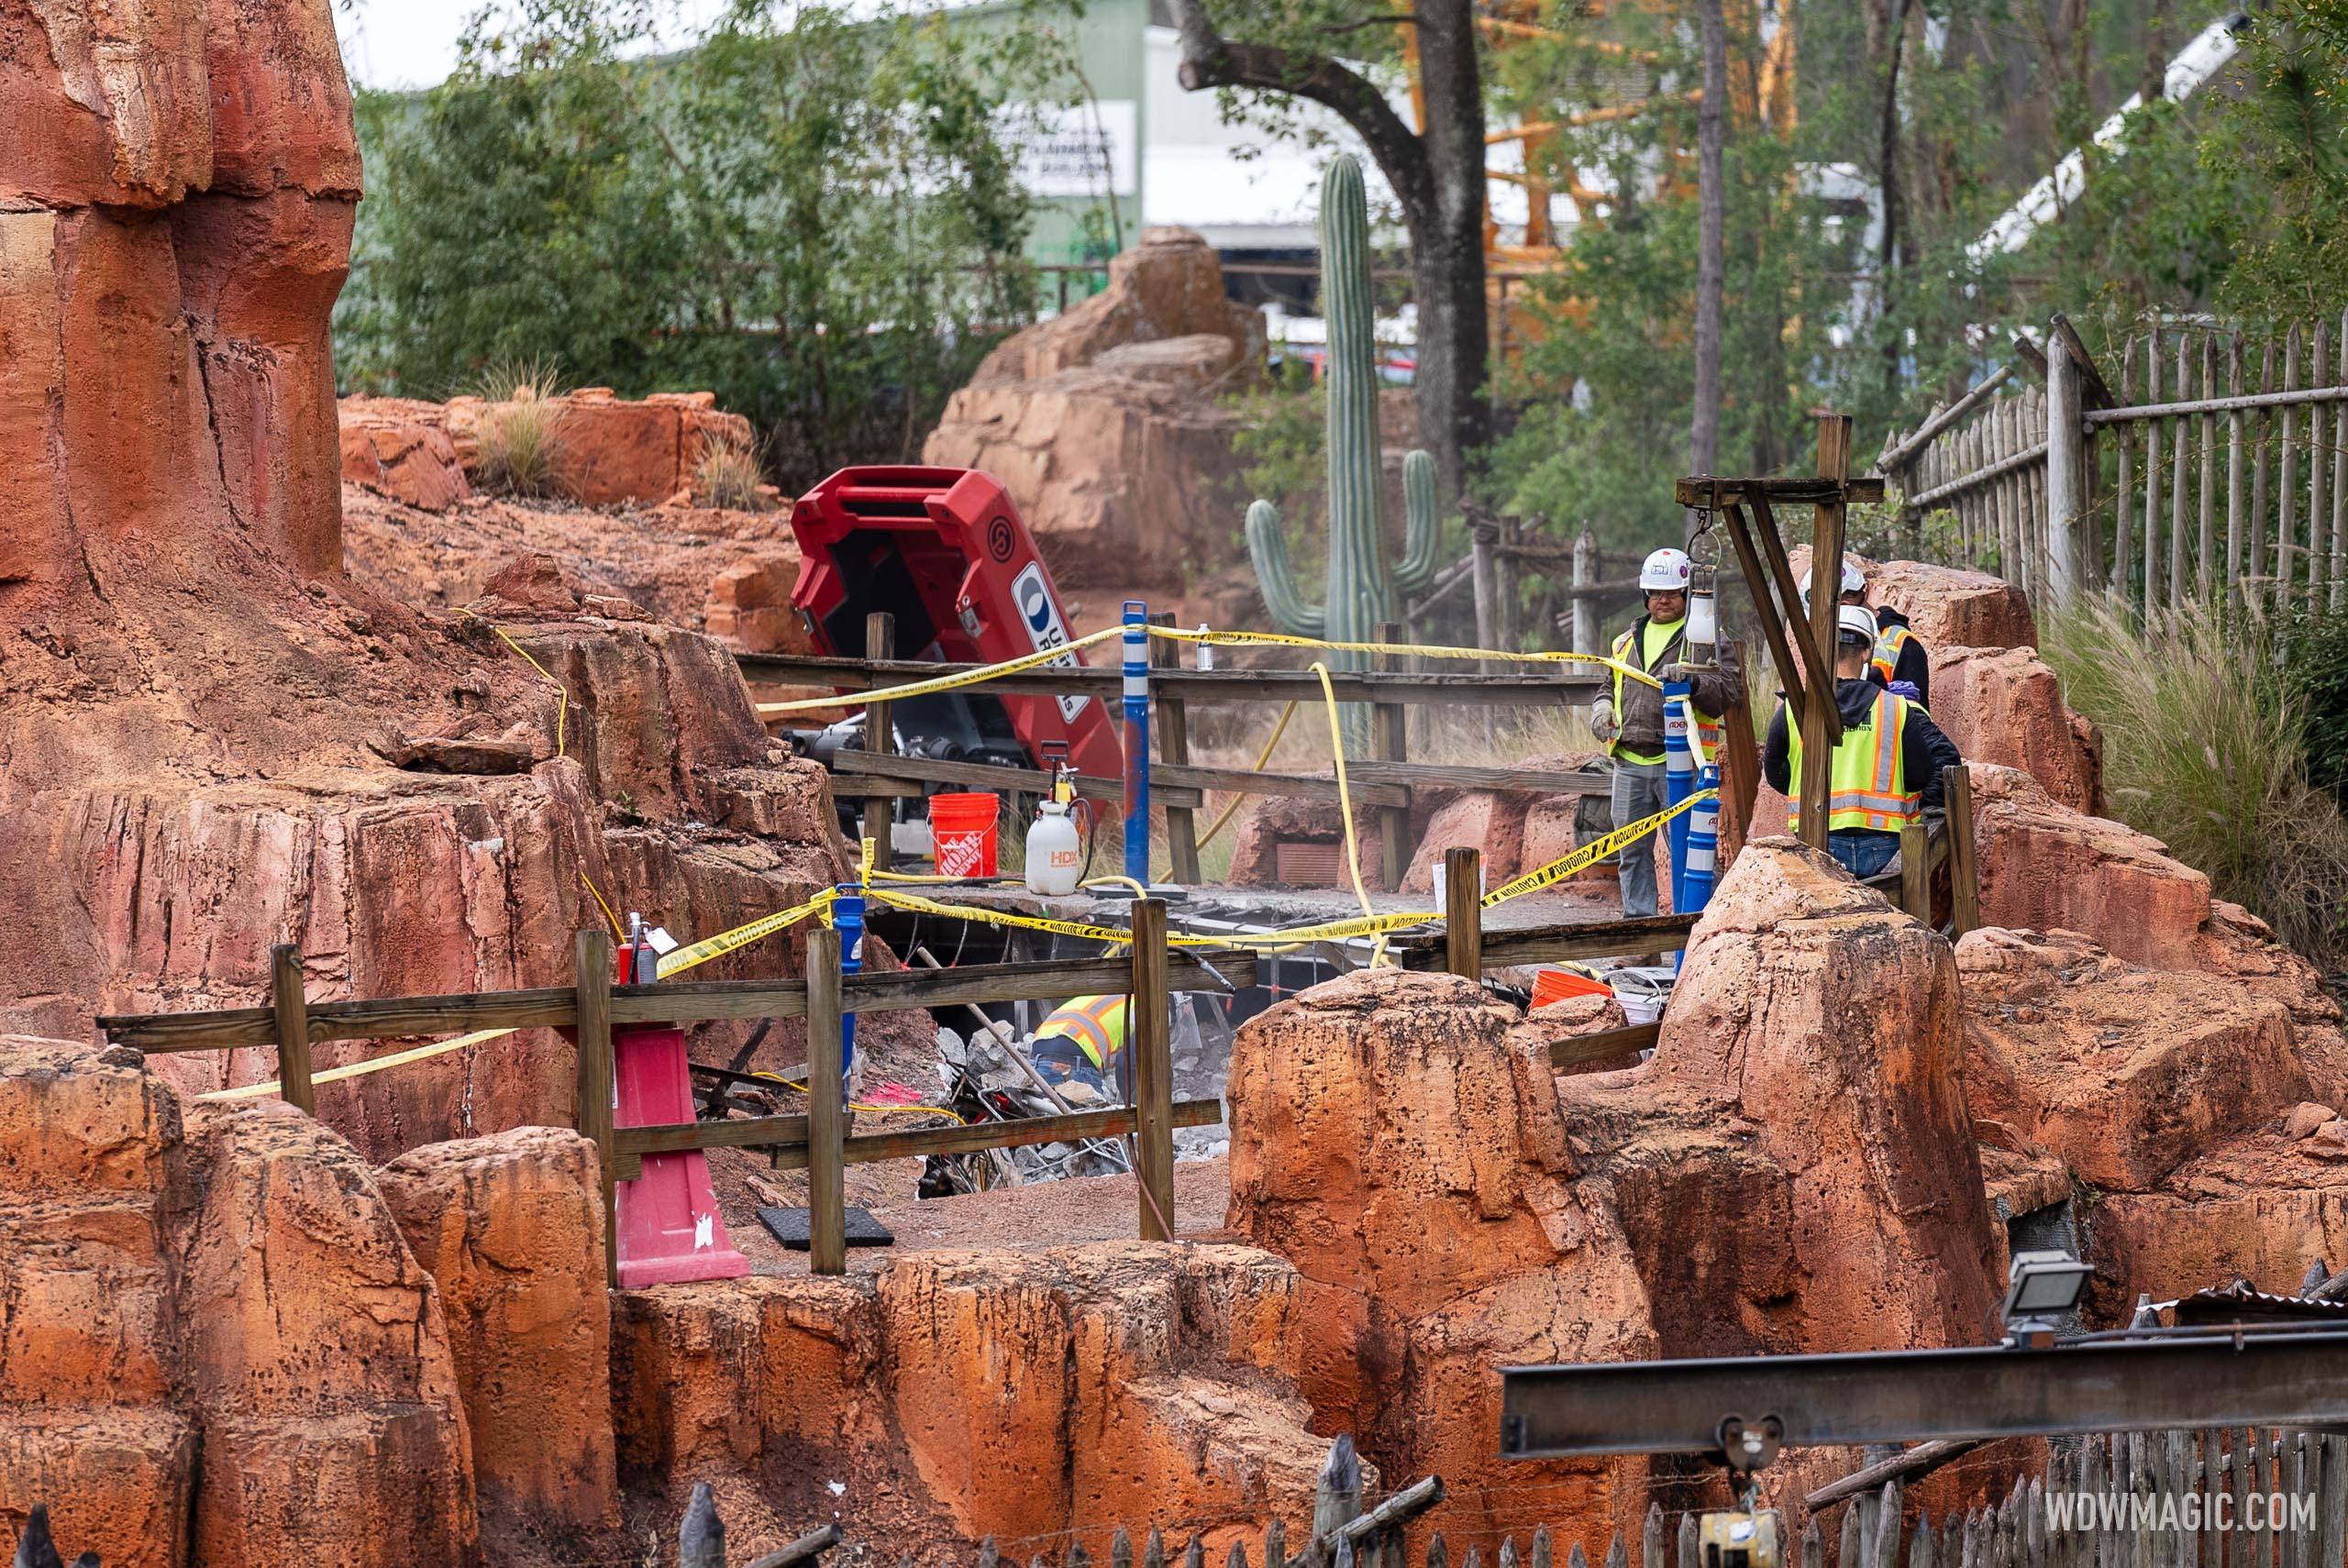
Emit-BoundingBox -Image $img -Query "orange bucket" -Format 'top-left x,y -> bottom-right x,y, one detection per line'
928,793 -> 1001,878
1531,967 -> 1612,1009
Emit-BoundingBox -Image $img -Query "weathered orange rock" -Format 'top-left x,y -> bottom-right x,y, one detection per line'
341,402 -> 473,511
612,1244 -> 1332,1563
1227,968 -> 1656,1552
1969,764 -> 2212,970
427,388 -> 756,508
0,1038 -> 480,1568
704,551 -> 817,655
379,1127 -> 620,1558
1401,790 -> 1529,891
1862,559 -> 2038,651
1923,646 -> 2101,812
1956,928 -> 2311,1189
923,227 -> 1264,591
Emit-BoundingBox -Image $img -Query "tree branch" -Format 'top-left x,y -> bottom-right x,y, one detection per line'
1162,0 -> 1434,216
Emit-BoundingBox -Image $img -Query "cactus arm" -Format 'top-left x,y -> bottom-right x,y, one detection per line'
1246,497 -> 1327,637
1392,448 -> 1441,599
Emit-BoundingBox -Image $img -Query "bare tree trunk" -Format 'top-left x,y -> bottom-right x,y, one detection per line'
1876,0 -> 1911,403
1165,0 -> 1490,500
1689,0 -> 1727,516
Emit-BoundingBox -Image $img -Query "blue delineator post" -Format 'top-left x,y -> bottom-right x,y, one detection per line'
1122,600 -> 1149,883
832,886 -> 864,1087
1682,762 -> 1722,924
1662,679 -> 1694,911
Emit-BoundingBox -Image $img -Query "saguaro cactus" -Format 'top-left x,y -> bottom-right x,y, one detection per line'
1247,154 -> 1441,668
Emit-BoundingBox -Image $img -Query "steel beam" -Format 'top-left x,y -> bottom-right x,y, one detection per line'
1499,1330 -> 2348,1460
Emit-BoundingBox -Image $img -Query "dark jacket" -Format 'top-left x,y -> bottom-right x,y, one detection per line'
1868,604 -> 1933,709
1606,616 -> 1742,760
1763,676 -> 1964,831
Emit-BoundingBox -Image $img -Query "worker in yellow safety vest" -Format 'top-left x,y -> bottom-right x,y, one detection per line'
1800,557 -> 1932,708
1588,548 -> 1742,918
1029,993 -> 1128,1097
1762,604 -> 1963,879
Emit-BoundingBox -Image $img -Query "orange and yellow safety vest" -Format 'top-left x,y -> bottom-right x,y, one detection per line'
1033,994 -> 1129,1069
1784,688 -> 1921,833
1871,624 -> 1919,686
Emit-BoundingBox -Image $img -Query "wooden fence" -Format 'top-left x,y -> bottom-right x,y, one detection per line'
95,892 -> 1749,1281
1877,314 -> 2348,618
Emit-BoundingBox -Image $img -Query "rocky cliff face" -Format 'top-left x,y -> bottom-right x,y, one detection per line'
0,1037 -> 478,1568
923,227 -> 1265,595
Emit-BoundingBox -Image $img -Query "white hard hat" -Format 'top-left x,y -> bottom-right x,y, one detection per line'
1640,547 -> 1693,591
1799,559 -> 1867,602
1836,604 -> 1880,645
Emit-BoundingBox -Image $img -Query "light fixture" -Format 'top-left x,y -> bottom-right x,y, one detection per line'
2002,1249 -> 2094,1345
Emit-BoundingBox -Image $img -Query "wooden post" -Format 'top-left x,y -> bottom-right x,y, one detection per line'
573,926 -> 617,1286
1572,526 -> 1598,655
1151,613 -> 1202,886
269,943 -> 316,1116
1130,899 -> 1174,1242
1944,765 -> 1980,938
1373,619 -> 1410,891
1900,822 -> 1931,922
806,925 -> 847,1275
862,613 -> 896,874
1495,518 -> 1522,652
1716,639 -> 1761,867
2046,322 -> 2088,607
1800,415 -> 1853,850
1470,524 -> 1500,657
1444,845 -> 1482,982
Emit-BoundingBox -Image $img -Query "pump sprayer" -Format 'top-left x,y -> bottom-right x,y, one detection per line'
1024,765 -> 1083,896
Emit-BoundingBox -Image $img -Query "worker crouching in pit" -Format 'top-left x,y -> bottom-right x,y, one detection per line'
1028,993 -> 1128,1103
1588,547 -> 1743,918
1764,603 -> 1964,879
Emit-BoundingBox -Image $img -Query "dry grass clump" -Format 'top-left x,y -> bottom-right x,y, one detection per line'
693,428 -> 768,511
2042,594 -> 2348,970
470,357 -> 571,500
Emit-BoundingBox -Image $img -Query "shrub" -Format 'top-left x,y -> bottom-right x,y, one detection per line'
693,428 -> 767,512
2281,602 -> 2348,806
2041,595 -> 2348,969
470,357 -> 570,500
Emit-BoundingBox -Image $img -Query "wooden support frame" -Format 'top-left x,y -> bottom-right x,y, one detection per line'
573,927 -> 617,1286
1899,823 -> 1932,922
1129,899 -> 1175,1242
269,943 -> 316,1116
1801,415 -> 1855,850
1444,846 -> 1483,981
1945,765 -> 1982,937
805,925 -> 847,1275
1150,613 -> 1202,885
861,613 -> 896,874
1373,620 -> 1411,891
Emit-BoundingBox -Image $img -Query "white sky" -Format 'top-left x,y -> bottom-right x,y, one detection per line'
336,0 -> 732,91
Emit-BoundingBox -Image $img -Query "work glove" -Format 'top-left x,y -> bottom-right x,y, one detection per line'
1887,679 -> 1922,701
1659,662 -> 1694,682
1589,699 -> 1620,744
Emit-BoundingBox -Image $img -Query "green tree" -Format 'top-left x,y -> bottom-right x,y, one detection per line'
338,0 -> 1075,489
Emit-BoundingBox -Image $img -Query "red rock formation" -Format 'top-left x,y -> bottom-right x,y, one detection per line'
1225,968 -> 1657,1552
923,227 -> 1265,592
1782,551 -> 2038,650
341,399 -> 473,511
1922,646 -> 2102,812
1969,765 -> 2214,972
344,390 -> 757,509
379,1127 -> 621,1560
0,1037 -> 478,1568
611,1244 -> 1334,1562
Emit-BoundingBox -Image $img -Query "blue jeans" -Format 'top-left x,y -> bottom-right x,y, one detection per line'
1034,1050 -> 1108,1095
1828,830 -> 1899,879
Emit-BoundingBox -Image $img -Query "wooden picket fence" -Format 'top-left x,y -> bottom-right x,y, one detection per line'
1876,314 -> 2348,618
940,1431 -> 2348,1568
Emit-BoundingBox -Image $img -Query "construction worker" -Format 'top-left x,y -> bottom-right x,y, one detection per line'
1589,547 -> 1742,918
1800,558 -> 1931,708
1028,993 -> 1127,1099
1763,604 -> 1963,879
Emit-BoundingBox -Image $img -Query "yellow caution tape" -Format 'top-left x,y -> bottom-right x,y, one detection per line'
1147,624 -> 1664,690
755,624 -> 1125,715
1309,660 -> 1392,966
199,1028 -> 515,1102
1481,789 -> 1716,907
463,610 -> 574,756
655,889 -> 840,979
867,885 -> 1207,947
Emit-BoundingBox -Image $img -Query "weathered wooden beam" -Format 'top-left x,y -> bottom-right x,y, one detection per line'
826,748 -> 1205,809
741,654 -> 1603,707
1392,912 -> 1699,969
1674,476 -> 1887,508
1346,760 -> 1614,796
1806,1441 -> 1987,1510
105,952 -> 1259,1053
1547,1020 -> 1662,1070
